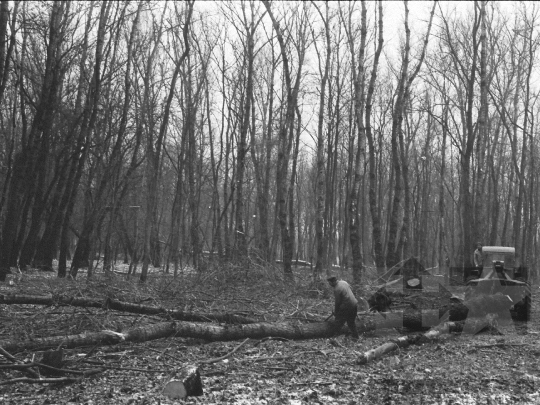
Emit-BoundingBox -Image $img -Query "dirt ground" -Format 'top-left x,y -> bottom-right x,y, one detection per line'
0,265 -> 539,404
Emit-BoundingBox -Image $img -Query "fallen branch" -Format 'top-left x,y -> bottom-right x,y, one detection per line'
357,317 -> 496,365
0,294 -> 258,324
0,369 -> 104,386
0,362 -> 95,376
0,346 -> 40,379
199,338 -> 250,365
0,346 -> 19,362
82,363 -> 170,373
473,342 -> 529,349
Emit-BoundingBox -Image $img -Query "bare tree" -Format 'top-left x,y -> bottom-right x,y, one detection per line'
0,1 -> 71,273
262,1 -> 308,277
386,0 -> 434,268
311,1 -> 331,279
140,1 -> 193,282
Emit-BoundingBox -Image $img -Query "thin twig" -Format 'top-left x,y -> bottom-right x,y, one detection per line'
238,355 -> 291,362
0,362 -> 90,376
0,369 -> 104,386
199,338 -> 250,365
83,364 -> 170,373
253,336 -> 292,346
0,346 -> 40,378
0,346 -> 17,362
145,346 -> 185,363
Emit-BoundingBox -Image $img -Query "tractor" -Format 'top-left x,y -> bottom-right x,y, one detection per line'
464,246 -> 531,320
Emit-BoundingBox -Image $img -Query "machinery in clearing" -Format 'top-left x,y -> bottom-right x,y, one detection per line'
464,246 -> 531,320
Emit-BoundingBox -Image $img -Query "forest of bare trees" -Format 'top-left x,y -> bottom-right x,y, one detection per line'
0,0 -> 539,283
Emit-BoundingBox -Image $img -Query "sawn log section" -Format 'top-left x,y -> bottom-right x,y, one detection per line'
0,293 -> 513,352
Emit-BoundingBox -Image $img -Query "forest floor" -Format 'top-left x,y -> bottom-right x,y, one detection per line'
0,262 -> 539,404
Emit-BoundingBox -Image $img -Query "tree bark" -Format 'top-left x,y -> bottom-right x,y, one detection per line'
348,1 -> 367,283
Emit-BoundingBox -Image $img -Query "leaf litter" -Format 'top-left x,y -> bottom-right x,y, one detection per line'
0,265 -> 539,404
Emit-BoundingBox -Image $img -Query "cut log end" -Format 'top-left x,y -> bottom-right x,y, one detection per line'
407,278 -> 421,288
162,365 -> 203,399
163,380 -> 188,399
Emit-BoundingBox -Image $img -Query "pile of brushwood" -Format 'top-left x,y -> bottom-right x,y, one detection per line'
0,264 -> 538,404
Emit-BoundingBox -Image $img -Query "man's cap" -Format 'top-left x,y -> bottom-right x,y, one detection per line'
327,276 -> 337,282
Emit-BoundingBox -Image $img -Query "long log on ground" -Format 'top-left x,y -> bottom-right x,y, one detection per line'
357,317 -> 494,365
0,314 -> 415,352
0,294 -> 257,324
105,299 -> 257,324
0,294 -> 103,308
0,321 -> 339,352
0,293 -> 515,353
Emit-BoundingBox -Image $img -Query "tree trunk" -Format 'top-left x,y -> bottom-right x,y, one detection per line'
313,2 -> 331,279
387,0 -> 435,267
69,1 -> 113,278
341,1 -> 368,283
0,1 -> 67,271
386,2 -> 411,269
234,5 -> 258,261
262,1 -> 306,278
365,1 -> 385,272
141,2 -> 193,281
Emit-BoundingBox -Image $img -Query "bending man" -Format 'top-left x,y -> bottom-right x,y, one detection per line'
327,276 -> 360,339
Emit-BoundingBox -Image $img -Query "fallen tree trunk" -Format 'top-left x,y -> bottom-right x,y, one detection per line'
0,293 -> 514,352
0,294 -> 257,324
0,314 -> 418,352
0,294 -> 103,308
105,299 -> 257,324
357,317 -> 494,365
0,321 -> 339,352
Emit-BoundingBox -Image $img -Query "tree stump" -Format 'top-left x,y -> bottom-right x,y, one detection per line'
39,348 -> 65,376
162,365 -> 203,399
